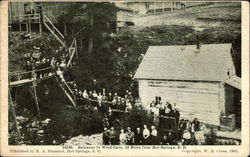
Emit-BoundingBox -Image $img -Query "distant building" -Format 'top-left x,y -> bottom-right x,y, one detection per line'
134,44 -> 241,126
116,2 -> 183,15
114,2 -> 183,30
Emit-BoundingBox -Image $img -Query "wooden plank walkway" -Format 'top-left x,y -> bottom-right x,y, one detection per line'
9,75 -> 54,87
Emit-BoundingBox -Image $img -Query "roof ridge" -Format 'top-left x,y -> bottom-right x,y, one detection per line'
149,43 -> 232,47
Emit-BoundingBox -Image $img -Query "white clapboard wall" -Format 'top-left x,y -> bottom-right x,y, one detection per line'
138,80 -> 225,125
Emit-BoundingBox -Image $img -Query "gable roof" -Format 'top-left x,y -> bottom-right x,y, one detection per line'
134,44 -> 235,82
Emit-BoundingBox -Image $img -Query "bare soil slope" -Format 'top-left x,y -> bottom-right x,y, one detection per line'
133,2 -> 241,30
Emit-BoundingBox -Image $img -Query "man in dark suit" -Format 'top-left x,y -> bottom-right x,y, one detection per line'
134,127 -> 143,145
102,127 -> 109,145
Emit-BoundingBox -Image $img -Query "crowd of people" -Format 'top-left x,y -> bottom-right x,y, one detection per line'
101,102 -> 208,145
54,61 -> 209,146
17,45 -> 208,146
10,46 -> 68,81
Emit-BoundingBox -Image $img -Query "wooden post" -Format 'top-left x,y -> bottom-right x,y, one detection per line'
39,14 -> 42,35
26,23 -> 28,33
75,39 -> 78,61
9,88 -> 21,141
32,70 -> 41,124
19,19 -> 22,32
171,2 -> 173,12
154,2 -> 156,14
28,14 -> 31,33
80,38 -> 83,50
19,2 -> 22,32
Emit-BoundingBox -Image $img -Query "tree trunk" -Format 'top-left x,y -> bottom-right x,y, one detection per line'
88,11 -> 93,55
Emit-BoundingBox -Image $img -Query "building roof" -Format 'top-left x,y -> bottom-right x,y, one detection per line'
134,43 -> 235,82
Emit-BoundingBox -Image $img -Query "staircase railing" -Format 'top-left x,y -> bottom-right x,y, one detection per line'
43,14 -> 66,47
54,73 -> 76,106
9,67 -> 53,82
67,38 -> 77,68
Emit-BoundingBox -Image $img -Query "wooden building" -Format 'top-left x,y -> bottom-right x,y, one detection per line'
8,2 -> 135,32
116,2 -> 182,15
134,44 -> 241,126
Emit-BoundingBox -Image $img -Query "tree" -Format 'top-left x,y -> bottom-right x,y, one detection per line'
57,2 -> 118,54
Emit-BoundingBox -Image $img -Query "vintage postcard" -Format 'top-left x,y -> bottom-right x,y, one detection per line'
0,0 -> 249,156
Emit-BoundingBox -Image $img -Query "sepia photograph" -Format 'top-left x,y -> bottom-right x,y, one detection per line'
6,0 -> 243,149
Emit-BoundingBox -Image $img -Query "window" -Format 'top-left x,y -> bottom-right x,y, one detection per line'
155,96 -> 161,104
227,69 -> 230,76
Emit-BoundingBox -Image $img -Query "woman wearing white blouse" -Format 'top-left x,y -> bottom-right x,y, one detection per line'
119,129 -> 127,145
142,125 -> 150,145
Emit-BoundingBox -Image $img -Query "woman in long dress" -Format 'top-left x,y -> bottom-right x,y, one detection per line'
195,122 -> 207,145
119,129 -> 127,145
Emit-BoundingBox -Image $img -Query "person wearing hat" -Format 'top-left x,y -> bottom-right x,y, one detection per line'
45,58 -> 51,76
109,127 -> 117,145
102,127 -> 110,145
40,58 -> 46,78
127,92 -> 134,103
158,102 -> 165,129
172,104 -> 180,128
126,127 -> 134,145
113,93 -> 118,102
77,90 -> 83,106
88,91 -> 93,99
107,92 -> 113,102
24,61 -> 32,79
74,88 -> 78,97
102,93 -> 108,101
134,127 -> 143,145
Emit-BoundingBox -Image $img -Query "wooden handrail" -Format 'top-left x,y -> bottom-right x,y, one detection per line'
67,39 -> 77,67
43,22 -> 66,47
12,14 -> 41,18
43,15 -> 64,40
54,74 -> 76,106
63,81 -> 75,97
9,67 -> 53,76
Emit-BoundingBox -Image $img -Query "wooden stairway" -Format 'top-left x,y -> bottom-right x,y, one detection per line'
43,14 -> 66,47
42,14 -> 77,68
54,74 -> 76,106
